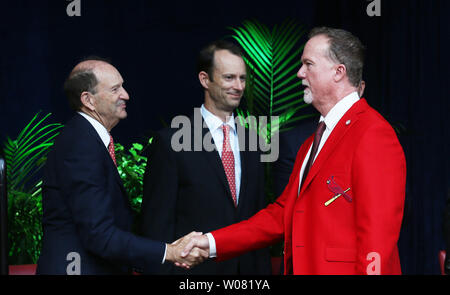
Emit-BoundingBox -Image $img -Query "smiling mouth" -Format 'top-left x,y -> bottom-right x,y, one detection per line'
228,92 -> 242,98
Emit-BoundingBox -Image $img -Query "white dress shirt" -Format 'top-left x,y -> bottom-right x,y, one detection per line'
206,91 -> 360,258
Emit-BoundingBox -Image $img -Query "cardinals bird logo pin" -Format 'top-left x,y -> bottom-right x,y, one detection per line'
324,176 -> 352,206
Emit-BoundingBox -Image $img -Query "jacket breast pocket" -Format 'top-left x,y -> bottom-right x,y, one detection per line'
325,247 -> 356,263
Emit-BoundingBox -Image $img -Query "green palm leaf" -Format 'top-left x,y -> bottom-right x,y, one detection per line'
3,111 -> 63,193
228,19 -> 310,142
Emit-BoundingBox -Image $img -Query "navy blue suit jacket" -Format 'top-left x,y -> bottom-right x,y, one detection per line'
37,114 -> 165,274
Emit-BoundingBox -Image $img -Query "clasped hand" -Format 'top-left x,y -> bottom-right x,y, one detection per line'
165,231 -> 210,269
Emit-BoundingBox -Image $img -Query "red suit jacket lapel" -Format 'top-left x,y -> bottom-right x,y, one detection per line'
298,99 -> 369,197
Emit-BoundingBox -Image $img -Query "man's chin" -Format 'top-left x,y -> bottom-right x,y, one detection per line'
303,89 -> 313,104
118,111 -> 128,119
227,99 -> 241,109
303,96 -> 313,104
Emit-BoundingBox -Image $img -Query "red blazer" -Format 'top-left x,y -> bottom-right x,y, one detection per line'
211,99 -> 406,275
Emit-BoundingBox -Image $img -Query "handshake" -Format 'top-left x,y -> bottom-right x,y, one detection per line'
165,231 -> 211,269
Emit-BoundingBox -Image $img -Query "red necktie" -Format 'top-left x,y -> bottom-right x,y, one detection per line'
300,121 -> 326,189
108,133 -> 117,167
221,124 -> 237,207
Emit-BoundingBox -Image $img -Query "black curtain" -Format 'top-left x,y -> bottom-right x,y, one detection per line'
0,0 -> 447,274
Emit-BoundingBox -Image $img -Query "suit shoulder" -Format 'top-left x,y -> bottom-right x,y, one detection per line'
143,127 -> 178,160
157,126 -> 177,139
52,115 -> 102,154
150,127 -> 177,149
353,106 -> 404,155
357,104 -> 397,133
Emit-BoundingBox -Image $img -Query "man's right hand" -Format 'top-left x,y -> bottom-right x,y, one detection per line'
178,234 -> 210,268
165,231 -> 209,269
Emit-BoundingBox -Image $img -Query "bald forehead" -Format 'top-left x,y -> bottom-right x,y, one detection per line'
70,60 -> 116,76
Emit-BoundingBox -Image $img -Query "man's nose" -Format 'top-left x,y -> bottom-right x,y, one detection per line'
297,65 -> 306,79
121,88 -> 130,100
234,79 -> 245,91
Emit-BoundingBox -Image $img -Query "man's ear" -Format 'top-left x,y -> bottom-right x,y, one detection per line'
80,91 -> 95,111
334,64 -> 347,82
198,71 -> 210,89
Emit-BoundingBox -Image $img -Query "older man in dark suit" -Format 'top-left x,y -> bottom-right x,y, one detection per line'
37,58 -> 206,275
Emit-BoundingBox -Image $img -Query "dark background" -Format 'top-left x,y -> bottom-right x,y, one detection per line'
0,0 -> 448,274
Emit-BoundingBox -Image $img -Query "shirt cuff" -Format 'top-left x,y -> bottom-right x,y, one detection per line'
162,244 -> 167,264
206,233 -> 217,258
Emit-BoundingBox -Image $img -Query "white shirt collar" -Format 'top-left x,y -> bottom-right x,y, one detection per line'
200,104 -> 236,134
320,91 -> 360,131
78,111 -> 110,148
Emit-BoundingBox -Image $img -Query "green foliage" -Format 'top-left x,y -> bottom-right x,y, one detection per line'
229,19 -> 316,142
115,138 -> 153,216
3,112 -> 63,264
7,189 -> 43,265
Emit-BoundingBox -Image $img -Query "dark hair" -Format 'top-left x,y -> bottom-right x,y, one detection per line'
63,56 -> 111,111
196,40 -> 244,81
309,27 -> 365,87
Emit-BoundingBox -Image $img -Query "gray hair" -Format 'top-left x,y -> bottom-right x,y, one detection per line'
309,27 -> 365,87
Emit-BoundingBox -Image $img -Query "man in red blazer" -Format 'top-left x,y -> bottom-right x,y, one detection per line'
180,27 -> 406,275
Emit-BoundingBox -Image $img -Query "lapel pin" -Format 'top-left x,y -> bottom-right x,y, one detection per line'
324,176 -> 352,206
346,120 -> 351,125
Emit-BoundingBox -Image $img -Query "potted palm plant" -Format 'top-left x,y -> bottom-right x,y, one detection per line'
3,112 -> 63,268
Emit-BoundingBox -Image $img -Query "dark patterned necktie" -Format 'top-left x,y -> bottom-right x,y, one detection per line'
300,121 -> 326,189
